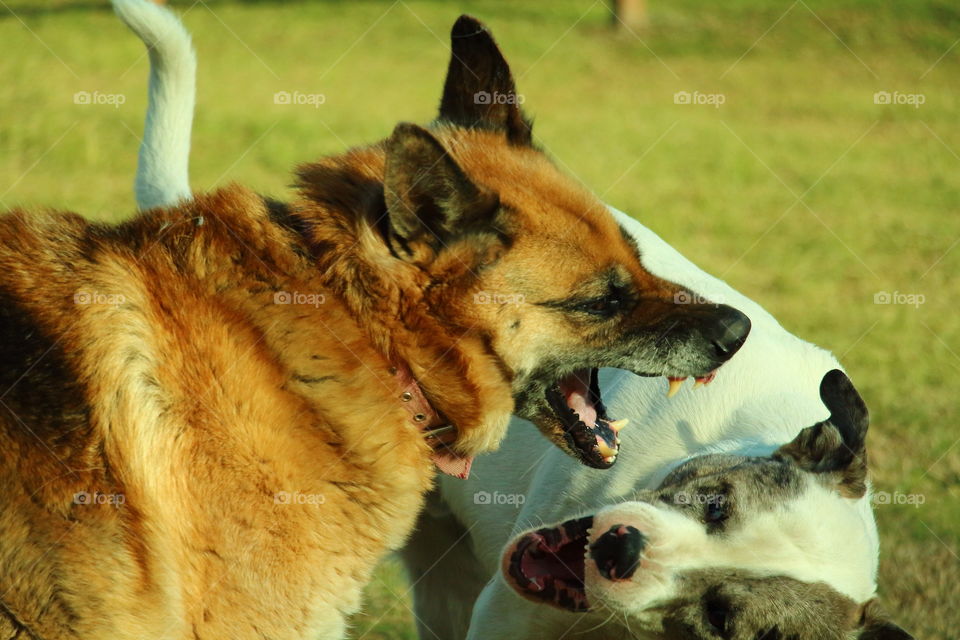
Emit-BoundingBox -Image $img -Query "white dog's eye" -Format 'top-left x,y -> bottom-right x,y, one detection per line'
702,492 -> 730,531
705,600 -> 731,636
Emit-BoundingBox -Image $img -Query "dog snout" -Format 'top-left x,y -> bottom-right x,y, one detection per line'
701,304 -> 751,362
589,524 -> 646,582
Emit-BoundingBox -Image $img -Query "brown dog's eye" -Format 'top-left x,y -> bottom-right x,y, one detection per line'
579,293 -> 623,317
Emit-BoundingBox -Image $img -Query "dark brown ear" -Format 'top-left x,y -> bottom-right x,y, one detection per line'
383,122 -> 501,260
438,15 -> 533,146
856,600 -> 914,639
775,370 -> 869,497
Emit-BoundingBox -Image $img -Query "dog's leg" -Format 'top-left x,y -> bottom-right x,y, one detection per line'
112,0 -> 195,209
400,489 -> 488,640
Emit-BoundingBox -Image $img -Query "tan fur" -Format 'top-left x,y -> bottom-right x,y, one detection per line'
0,15 -> 743,639
0,127 -> 680,637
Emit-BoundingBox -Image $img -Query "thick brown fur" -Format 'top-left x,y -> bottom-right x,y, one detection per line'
0,15 -> 753,640
0,187 -> 455,638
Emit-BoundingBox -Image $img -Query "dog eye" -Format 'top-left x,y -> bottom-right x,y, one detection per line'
578,293 -> 623,317
701,493 -> 729,529
705,600 -> 731,637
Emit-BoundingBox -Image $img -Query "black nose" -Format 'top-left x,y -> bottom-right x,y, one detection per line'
703,305 -> 751,362
589,524 -> 645,581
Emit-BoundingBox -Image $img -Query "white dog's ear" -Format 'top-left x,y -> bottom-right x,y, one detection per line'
855,600 -> 914,639
775,370 -> 869,497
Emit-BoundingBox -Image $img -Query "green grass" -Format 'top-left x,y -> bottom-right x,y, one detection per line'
1,0 -> 957,637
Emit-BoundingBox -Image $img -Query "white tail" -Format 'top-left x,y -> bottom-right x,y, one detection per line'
113,0 -> 195,210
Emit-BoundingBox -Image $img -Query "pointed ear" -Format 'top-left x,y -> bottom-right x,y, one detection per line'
383,122 -> 501,261
775,370 -> 870,497
438,15 -> 533,146
856,600 -> 914,639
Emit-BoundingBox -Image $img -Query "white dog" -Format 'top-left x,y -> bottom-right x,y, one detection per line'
112,2 -> 912,638
402,211 -> 912,639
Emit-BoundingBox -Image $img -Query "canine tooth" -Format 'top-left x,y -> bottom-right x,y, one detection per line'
693,379 -> 705,389
596,439 -> 617,458
666,377 -> 686,398
607,419 -> 629,433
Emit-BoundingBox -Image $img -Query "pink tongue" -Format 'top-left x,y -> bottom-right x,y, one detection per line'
559,370 -> 597,427
432,451 -> 473,479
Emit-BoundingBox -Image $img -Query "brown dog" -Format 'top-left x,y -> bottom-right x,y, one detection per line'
0,15 -> 749,640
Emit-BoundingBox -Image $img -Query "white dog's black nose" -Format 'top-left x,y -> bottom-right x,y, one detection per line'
589,524 -> 645,581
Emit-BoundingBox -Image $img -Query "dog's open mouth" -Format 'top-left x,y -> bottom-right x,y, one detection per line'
504,515 -> 594,612
544,369 -> 625,468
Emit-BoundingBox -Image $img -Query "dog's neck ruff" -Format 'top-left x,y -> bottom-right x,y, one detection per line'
390,362 -> 473,479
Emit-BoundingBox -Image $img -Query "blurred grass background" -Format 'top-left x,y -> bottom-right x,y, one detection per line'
1,0 -> 957,638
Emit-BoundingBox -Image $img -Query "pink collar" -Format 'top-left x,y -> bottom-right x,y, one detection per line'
391,362 -> 473,479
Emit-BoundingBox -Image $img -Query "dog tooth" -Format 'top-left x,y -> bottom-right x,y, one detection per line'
596,439 -> 617,458
666,377 -> 686,398
608,419 -> 629,433
693,379 -> 705,389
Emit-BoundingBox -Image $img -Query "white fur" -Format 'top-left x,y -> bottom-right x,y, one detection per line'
412,207 -> 880,639
113,0 -> 195,210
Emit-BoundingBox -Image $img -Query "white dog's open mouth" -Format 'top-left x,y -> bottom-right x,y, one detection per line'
503,515 -> 649,612
503,515 -> 593,612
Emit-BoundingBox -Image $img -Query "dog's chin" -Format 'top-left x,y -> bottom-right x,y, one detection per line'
515,368 -> 622,469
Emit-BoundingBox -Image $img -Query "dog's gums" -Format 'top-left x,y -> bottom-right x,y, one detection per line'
505,516 -> 594,612
666,369 -> 718,398
544,369 -> 623,465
